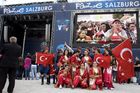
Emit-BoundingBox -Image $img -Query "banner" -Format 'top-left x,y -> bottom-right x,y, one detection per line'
2,0 -> 140,15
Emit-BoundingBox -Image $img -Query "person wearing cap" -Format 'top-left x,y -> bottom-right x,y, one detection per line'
104,19 -> 128,42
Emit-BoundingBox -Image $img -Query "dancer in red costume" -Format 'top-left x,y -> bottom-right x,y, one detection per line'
93,48 -> 103,65
55,65 -> 72,89
81,50 -> 92,71
57,49 -> 70,68
89,62 -> 103,90
103,67 -> 114,89
103,47 -> 114,90
70,50 -> 81,75
73,63 -> 88,88
49,64 -> 56,84
37,47 -> 54,85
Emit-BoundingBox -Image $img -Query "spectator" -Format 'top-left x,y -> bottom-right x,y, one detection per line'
76,30 -> 91,42
16,57 -> 24,80
31,54 -> 39,80
24,53 -> 31,80
126,23 -> 137,44
134,57 -> 140,85
0,36 -> 21,93
104,19 -> 128,42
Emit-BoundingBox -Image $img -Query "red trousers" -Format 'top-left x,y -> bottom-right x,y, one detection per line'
90,78 -> 103,90
57,75 -> 72,86
104,82 -> 114,89
91,83 -> 103,90
73,76 -> 88,88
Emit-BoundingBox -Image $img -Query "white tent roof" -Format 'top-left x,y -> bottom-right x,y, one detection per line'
0,0 -> 110,5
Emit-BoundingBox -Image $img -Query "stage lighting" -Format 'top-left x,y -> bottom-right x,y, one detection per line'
57,0 -> 68,3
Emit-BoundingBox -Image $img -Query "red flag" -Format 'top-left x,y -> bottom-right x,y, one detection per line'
94,54 -> 111,68
94,54 -> 103,63
112,39 -> 134,81
36,52 -> 54,66
101,55 -> 111,68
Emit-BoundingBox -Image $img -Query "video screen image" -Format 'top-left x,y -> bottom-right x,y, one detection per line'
75,12 -> 138,44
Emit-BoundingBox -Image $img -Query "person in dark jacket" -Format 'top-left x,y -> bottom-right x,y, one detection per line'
134,57 -> 140,85
0,36 -> 22,93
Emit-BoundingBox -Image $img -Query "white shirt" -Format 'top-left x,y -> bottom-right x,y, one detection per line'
104,29 -> 128,41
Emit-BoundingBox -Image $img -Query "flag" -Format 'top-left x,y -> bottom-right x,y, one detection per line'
94,54 -> 103,64
64,42 -> 74,53
36,52 -> 54,66
101,55 -> 111,68
112,39 -> 134,81
94,54 -> 111,68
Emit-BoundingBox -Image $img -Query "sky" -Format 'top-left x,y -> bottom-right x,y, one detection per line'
0,0 -> 108,5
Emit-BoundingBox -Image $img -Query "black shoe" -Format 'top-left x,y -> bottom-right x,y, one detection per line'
41,81 -> 44,85
53,82 -> 56,84
46,82 -> 50,85
52,75 -> 56,84
46,76 -> 50,85
8,91 -> 13,93
41,76 -> 44,85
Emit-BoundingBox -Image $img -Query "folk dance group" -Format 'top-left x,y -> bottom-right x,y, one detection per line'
37,46 -> 115,90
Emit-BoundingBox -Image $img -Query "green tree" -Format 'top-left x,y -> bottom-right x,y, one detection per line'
113,14 -> 123,19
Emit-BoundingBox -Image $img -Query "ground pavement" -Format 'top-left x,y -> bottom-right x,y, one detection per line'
3,79 -> 140,93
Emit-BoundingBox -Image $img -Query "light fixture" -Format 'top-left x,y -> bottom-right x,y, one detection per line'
57,0 -> 68,3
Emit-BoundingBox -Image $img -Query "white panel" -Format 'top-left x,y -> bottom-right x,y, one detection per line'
4,26 -> 8,42
45,24 -> 50,41
68,0 -> 110,3
1,0 -> 56,5
0,0 -> 111,5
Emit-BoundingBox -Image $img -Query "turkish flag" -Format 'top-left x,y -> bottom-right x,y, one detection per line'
94,54 -> 103,63
36,52 -> 54,66
94,54 -> 111,68
101,55 -> 111,68
112,39 -> 134,81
